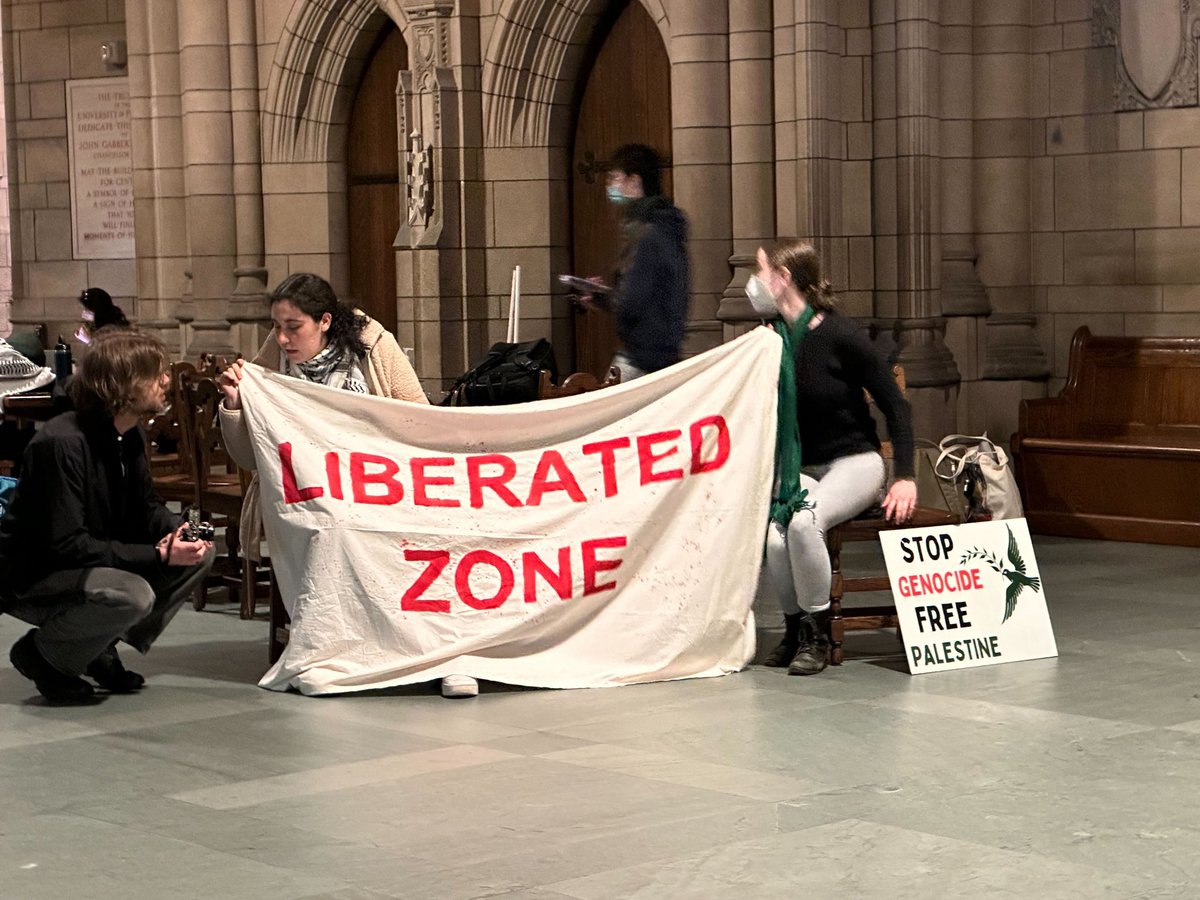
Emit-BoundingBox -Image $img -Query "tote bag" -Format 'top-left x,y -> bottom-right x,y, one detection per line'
934,433 -> 1024,521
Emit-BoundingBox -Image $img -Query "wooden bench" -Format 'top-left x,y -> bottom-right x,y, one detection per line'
1011,327 -> 1200,547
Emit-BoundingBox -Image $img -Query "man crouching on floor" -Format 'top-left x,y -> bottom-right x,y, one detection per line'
0,329 -> 214,703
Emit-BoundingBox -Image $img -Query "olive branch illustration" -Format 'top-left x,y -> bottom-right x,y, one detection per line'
959,525 -> 1041,623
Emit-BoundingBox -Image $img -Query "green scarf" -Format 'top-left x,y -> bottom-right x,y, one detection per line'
770,306 -> 816,527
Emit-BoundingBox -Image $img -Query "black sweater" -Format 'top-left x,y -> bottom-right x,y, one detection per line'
607,195 -> 690,372
0,411 -> 179,599
794,311 -> 915,478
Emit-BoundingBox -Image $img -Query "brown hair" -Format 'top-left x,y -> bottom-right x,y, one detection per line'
765,238 -> 836,311
69,329 -> 169,417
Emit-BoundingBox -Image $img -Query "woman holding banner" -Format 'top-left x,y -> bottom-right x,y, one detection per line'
217,275 -> 482,698
747,240 -> 916,675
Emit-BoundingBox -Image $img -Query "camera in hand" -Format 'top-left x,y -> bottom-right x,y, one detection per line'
185,508 -> 216,543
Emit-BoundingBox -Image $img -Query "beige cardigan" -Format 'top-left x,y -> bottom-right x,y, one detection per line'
219,316 -> 429,561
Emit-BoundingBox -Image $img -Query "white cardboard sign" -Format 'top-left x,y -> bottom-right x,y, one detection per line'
879,518 -> 1057,674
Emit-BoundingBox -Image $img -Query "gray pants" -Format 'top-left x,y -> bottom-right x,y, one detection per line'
763,450 -> 885,615
5,556 -> 215,676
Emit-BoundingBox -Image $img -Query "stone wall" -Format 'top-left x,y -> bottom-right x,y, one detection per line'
1,0 -> 131,344
2,0 -> 1198,426
1033,0 -> 1200,393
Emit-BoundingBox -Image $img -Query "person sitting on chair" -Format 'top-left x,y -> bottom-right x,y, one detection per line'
749,239 -> 916,676
77,287 -> 131,344
0,329 -> 215,703
217,274 -> 488,699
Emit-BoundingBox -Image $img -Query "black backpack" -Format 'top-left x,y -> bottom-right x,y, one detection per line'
441,339 -> 558,406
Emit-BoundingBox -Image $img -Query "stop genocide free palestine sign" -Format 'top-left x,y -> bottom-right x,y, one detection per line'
879,518 -> 1058,674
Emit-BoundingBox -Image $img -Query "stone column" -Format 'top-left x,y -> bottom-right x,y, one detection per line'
396,0 -> 473,390
871,0 -> 958,439
718,0 -> 775,335
970,0 -> 1049,392
224,0 -> 269,355
669,1 -> 732,357
892,1 -> 956,383
126,0 -> 187,353
939,2 -> 989,319
175,0 -> 236,359
776,0 -> 841,246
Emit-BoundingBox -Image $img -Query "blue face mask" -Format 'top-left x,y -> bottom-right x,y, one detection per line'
606,184 -> 629,205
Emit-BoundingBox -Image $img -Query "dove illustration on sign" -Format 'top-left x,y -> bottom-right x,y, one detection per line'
959,524 -> 1042,623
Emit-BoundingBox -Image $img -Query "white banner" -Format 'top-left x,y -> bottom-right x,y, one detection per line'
879,519 -> 1058,674
240,328 -> 782,694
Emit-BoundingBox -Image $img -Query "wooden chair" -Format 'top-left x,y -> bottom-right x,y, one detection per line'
824,365 -> 961,664
537,366 -> 621,400
145,361 -> 198,504
183,375 -> 265,619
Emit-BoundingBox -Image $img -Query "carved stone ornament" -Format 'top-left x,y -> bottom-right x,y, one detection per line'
407,131 -> 434,227
1094,0 -> 1200,109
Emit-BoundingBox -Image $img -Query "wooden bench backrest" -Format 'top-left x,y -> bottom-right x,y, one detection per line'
537,367 -> 621,400
1020,327 -> 1200,443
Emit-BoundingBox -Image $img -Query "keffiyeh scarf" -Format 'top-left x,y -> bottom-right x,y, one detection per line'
282,342 -> 368,393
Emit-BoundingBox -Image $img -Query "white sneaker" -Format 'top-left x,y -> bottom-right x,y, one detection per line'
441,674 -> 478,698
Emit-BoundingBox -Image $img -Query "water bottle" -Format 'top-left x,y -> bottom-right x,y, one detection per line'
53,335 -> 72,383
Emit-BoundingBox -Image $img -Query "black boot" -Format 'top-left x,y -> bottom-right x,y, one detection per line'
764,613 -> 803,667
86,644 -> 145,693
9,629 -> 96,704
787,610 -> 830,676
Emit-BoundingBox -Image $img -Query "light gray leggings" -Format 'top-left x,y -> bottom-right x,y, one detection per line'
763,450 -> 886,615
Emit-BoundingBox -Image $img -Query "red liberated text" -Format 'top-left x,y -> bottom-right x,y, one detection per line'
278,414 -> 731,510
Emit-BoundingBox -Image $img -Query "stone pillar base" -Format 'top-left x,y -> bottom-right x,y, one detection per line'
982,313 -> 1051,380
956,378 -> 1050,445
941,249 -> 991,317
186,321 -> 238,361
893,316 -> 961,389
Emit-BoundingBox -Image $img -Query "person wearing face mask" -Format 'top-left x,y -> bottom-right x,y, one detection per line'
218,275 -> 480,699
749,239 -> 916,675
583,143 -> 690,380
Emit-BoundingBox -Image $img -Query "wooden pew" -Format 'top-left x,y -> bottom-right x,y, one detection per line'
1010,327 -> 1200,547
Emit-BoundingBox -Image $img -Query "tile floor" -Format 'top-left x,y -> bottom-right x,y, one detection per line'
1,536 -> 1198,899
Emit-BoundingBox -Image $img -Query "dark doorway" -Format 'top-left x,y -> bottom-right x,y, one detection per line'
346,24 -> 408,336
570,1 -> 672,377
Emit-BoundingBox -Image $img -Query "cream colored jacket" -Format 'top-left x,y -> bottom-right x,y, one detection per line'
219,316 -> 429,560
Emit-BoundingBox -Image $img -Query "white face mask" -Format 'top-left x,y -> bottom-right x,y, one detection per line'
744,274 -> 779,317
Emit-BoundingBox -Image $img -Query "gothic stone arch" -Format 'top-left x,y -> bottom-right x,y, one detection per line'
263,0 -> 409,163
482,0 -> 670,149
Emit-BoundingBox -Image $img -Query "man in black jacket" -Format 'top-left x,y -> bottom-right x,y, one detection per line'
592,144 -> 690,379
0,330 -> 213,703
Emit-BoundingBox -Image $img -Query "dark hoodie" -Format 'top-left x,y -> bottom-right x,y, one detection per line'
608,195 -> 690,373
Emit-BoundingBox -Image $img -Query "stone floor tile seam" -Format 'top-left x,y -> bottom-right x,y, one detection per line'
167,744 -> 522,811
850,693 -> 1162,738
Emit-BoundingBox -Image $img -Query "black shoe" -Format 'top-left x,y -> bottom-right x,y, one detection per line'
764,612 -> 803,667
9,630 -> 96,703
787,610 -> 830,676
86,645 -> 145,693
787,640 -> 830,676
